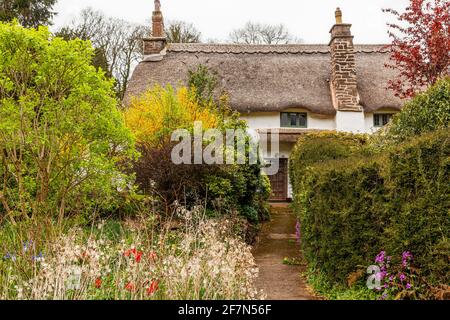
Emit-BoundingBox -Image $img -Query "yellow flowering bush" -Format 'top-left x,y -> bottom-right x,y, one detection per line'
124,85 -> 218,148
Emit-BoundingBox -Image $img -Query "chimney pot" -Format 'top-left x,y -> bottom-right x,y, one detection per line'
335,7 -> 343,24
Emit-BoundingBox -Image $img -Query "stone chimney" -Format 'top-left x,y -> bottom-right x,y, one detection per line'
143,0 -> 167,58
329,8 -> 361,112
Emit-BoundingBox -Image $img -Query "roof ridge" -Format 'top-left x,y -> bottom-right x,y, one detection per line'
167,43 -> 390,54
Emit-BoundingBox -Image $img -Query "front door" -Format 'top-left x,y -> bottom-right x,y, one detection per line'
268,158 -> 288,201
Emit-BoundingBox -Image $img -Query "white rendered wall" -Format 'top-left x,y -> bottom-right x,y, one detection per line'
240,109 -> 336,131
335,111 -> 366,133
365,113 -> 380,134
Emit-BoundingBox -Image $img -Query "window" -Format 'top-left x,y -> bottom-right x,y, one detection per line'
281,112 -> 308,128
374,113 -> 394,127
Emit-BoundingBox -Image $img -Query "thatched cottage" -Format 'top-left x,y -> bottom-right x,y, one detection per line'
125,1 -> 403,201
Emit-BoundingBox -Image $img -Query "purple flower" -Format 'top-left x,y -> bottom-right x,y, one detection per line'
375,251 -> 386,264
295,220 -> 301,241
379,293 -> 388,300
399,273 -> 406,282
402,251 -> 413,268
32,252 -> 44,262
406,283 -> 412,290
376,270 -> 387,281
22,240 -> 34,253
3,253 -> 16,262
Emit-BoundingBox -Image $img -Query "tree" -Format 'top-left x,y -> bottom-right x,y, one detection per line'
0,0 -> 56,28
166,20 -> 201,43
56,8 -> 149,100
229,22 -> 301,44
0,22 -> 136,223
384,0 -> 450,98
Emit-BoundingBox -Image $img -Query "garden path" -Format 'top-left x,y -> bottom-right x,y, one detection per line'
253,203 -> 319,300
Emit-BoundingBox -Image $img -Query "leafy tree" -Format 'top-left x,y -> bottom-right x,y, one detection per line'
384,0 -> 450,98
166,20 -> 201,43
229,21 -> 301,44
0,0 -> 57,28
0,22 -> 136,223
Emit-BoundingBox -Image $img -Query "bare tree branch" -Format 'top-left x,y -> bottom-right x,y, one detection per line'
165,20 -> 202,43
229,22 -> 302,44
55,8 -> 150,100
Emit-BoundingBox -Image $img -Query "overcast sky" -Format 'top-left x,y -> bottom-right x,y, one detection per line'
53,0 -> 410,44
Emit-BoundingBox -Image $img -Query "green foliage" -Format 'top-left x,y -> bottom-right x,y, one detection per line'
289,131 -> 368,197
378,77 -> 450,143
306,267 -> 377,300
0,22 -> 136,222
188,65 -> 219,104
0,0 -> 57,28
290,129 -> 450,286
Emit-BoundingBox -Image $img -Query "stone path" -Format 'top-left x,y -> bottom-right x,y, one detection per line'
253,203 -> 319,300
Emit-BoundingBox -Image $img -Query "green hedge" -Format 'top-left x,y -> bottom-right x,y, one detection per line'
289,132 -> 368,197
376,77 -> 450,144
291,129 -> 450,285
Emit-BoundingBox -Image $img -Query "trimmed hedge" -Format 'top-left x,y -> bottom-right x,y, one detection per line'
291,129 -> 450,285
289,132 -> 368,197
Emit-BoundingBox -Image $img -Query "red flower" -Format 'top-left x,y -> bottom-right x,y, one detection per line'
135,251 -> 143,263
146,280 -> 159,296
125,282 -> 135,292
95,278 -> 102,289
124,248 -> 143,263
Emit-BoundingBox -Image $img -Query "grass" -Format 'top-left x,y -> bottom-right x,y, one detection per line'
304,267 -> 378,300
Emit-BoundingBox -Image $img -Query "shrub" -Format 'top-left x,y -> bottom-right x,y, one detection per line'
124,85 -> 218,149
378,77 -> 450,143
0,22 -> 135,223
291,129 -> 450,287
289,131 -> 368,199
383,130 -> 450,282
124,85 -> 270,225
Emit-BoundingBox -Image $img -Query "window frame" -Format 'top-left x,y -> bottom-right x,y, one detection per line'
373,113 -> 395,128
280,112 -> 308,129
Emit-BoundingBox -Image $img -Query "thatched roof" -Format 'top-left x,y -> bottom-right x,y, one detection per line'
125,43 -> 402,115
